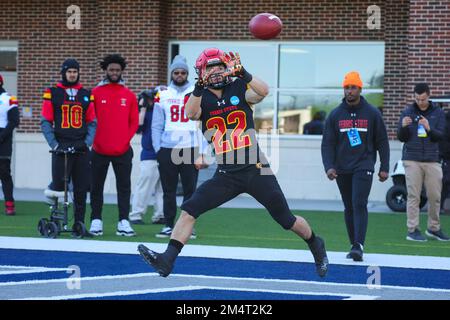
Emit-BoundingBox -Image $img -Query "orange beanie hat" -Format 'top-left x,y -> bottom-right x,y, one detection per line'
343,71 -> 363,88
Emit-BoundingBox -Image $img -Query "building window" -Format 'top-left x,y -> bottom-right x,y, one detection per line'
0,41 -> 18,96
171,41 -> 384,135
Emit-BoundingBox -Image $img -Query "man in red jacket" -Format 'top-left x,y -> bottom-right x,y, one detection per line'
89,54 -> 139,237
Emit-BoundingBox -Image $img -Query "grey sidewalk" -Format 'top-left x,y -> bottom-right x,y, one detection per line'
13,188 -> 393,213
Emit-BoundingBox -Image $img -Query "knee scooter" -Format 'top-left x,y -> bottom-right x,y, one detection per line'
38,148 -> 87,238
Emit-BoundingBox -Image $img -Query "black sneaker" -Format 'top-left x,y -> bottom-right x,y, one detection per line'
137,244 -> 173,277
346,252 -> 352,259
425,229 -> 450,241
349,243 -> 363,262
307,236 -> 329,278
406,229 -> 427,242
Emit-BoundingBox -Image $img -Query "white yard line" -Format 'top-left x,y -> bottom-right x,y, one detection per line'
0,236 -> 449,270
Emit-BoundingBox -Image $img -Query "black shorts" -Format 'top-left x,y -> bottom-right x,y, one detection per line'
181,165 -> 296,230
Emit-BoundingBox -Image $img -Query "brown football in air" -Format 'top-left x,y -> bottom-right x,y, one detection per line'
249,13 -> 283,40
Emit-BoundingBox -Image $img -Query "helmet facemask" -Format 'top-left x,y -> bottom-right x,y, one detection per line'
205,63 -> 230,89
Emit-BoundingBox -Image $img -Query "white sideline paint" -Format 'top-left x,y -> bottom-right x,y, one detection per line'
0,265 -> 69,276
2,271 -> 450,294
19,286 -> 377,301
17,286 -> 205,300
0,236 -> 449,271
172,274 -> 450,294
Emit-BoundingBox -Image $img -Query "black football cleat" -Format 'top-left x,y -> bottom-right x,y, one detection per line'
137,244 -> 173,277
349,244 -> 363,262
307,236 -> 329,278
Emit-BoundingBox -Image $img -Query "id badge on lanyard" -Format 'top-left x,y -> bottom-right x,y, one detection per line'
347,128 -> 362,147
347,112 -> 362,147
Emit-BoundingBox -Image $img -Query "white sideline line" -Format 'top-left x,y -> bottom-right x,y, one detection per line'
0,272 -> 159,287
16,286 -> 205,300
1,271 -> 450,294
0,268 -> 69,275
171,274 -> 450,294
0,236 -> 450,270
15,284 -> 376,301
0,265 -> 70,275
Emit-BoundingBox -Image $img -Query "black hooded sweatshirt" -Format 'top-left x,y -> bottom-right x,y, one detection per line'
321,96 -> 390,174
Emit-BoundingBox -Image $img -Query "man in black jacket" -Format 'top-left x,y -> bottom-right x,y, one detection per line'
0,74 -> 20,215
398,83 -> 449,241
321,71 -> 390,261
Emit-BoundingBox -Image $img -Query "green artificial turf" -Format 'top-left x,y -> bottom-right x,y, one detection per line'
0,200 -> 449,257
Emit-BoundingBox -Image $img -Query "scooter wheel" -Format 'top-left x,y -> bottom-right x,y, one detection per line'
386,185 -> 407,212
44,222 -> 59,239
38,218 -> 49,236
72,221 -> 87,238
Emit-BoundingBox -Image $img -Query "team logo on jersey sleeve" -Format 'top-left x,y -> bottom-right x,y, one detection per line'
230,96 -> 240,105
121,98 -> 127,107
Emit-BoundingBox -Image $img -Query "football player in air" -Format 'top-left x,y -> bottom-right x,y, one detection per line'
138,48 -> 328,278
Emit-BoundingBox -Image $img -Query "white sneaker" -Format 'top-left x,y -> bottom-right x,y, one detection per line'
156,226 -> 172,238
89,219 -> 103,236
116,219 -> 136,237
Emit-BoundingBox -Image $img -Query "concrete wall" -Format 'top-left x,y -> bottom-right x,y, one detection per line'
12,133 -> 402,201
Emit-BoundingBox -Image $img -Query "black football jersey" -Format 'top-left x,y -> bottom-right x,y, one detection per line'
200,78 -> 266,172
44,86 -> 92,144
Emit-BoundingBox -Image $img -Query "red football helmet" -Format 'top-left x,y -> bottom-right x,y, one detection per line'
195,48 -> 231,89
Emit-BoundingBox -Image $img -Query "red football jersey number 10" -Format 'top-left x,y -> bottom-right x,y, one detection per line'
61,105 -> 83,129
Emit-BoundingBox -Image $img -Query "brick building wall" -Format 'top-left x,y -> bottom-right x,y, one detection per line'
407,0 -> 450,96
1,0 -> 448,137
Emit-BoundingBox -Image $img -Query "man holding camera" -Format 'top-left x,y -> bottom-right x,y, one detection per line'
398,83 -> 449,241
129,87 -> 165,225
41,58 -> 97,231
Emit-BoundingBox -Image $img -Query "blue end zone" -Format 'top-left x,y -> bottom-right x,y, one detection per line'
81,289 -> 347,300
1,248 -> 449,290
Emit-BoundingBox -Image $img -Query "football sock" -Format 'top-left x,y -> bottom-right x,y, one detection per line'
305,231 -> 316,245
163,239 -> 184,264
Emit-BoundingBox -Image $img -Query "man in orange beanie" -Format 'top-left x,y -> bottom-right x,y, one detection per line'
321,71 -> 390,261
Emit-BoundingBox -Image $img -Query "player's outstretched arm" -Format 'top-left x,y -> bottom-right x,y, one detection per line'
185,76 -> 206,120
245,76 -> 269,105
222,52 -> 269,105
185,94 -> 202,120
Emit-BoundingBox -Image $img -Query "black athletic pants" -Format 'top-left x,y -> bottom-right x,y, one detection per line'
181,165 -> 296,230
90,148 -> 133,221
52,152 -> 90,223
157,147 -> 199,228
336,170 -> 374,247
0,159 -> 14,202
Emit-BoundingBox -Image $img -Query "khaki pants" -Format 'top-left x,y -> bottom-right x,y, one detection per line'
404,160 -> 442,233
130,160 -> 164,221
